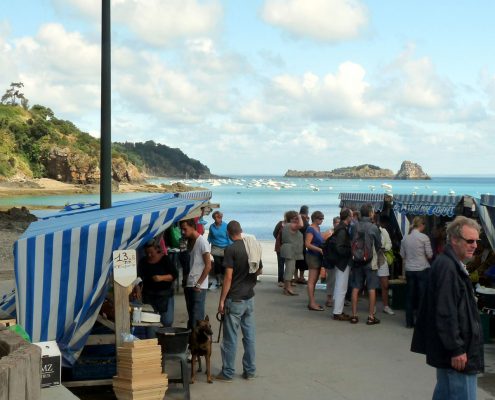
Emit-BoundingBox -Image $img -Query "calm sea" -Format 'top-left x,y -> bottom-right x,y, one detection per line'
1,176 -> 494,240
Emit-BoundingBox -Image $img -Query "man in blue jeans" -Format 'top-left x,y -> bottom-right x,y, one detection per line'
411,217 -> 484,400
216,221 -> 263,382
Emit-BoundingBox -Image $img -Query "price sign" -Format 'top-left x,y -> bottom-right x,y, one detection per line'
113,250 -> 137,287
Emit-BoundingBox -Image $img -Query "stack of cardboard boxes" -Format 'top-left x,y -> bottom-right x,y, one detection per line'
113,339 -> 168,400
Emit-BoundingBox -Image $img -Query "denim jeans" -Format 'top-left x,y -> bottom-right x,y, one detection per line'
433,368 -> 477,400
184,287 -> 207,330
276,253 -> 285,283
221,297 -> 256,379
406,269 -> 429,327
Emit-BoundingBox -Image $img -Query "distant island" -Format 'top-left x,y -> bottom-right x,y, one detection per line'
0,102 -> 212,185
285,161 -> 430,180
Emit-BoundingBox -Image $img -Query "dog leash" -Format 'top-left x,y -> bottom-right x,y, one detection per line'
214,311 -> 224,343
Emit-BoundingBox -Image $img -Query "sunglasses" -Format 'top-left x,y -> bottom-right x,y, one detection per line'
459,236 -> 480,245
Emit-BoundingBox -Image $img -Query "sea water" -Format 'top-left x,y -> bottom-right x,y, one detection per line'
1,176 -> 494,240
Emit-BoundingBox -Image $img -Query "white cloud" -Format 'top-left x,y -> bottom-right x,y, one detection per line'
267,62 -> 384,121
261,0 -> 368,42
383,46 -> 453,111
52,0 -> 223,47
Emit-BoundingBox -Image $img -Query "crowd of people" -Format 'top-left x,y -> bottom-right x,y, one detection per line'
133,204 -> 488,395
274,204 -> 396,325
135,211 -> 261,382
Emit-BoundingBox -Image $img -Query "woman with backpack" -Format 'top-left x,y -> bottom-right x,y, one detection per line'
305,211 -> 333,310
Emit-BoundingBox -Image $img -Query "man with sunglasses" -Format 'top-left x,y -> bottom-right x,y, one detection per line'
411,216 -> 484,400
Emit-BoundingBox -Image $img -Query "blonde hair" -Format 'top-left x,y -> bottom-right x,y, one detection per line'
409,216 -> 425,234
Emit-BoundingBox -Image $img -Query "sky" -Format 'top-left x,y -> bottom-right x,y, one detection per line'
1,0 -> 495,176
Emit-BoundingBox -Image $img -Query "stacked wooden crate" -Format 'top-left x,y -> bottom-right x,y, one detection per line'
113,339 -> 168,400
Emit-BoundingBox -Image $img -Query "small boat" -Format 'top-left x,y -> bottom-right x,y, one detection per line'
381,183 -> 393,190
312,187 -> 320,192
449,189 -> 456,196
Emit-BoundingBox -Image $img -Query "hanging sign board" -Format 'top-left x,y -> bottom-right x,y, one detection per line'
113,249 -> 137,287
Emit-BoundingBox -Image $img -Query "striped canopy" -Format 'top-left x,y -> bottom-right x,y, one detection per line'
12,191 -> 211,365
475,196 -> 495,250
392,194 -> 463,217
338,193 -> 387,212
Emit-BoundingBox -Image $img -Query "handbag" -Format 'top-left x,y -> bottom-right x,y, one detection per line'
211,245 -> 225,257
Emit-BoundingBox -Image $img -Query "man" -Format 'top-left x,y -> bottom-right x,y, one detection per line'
137,240 -> 178,337
349,203 -> 381,325
324,216 -> 341,307
180,218 -> 212,330
411,216 -> 484,400
330,208 -> 353,321
216,221 -> 263,382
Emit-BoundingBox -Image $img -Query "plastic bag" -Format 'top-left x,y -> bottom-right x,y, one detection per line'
8,324 -> 31,342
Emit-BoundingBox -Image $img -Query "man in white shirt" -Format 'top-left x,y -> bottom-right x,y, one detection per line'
180,218 -> 212,330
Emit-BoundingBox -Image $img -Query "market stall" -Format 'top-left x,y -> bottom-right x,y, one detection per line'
1,190 -> 212,366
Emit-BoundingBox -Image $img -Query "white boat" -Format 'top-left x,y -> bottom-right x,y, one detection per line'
381,183 -> 393,190
449,189 -> 456,196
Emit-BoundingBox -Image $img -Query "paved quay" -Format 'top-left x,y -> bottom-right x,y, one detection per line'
165,275 -> 495,400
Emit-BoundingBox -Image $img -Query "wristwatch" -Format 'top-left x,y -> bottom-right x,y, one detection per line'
194,282 -> 201,289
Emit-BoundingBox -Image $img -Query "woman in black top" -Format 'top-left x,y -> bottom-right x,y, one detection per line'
138,241 -> 178,335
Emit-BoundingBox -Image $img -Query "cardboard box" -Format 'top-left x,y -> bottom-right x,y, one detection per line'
34,341 -> 61,387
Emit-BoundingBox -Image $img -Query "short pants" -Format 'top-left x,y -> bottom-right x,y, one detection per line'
350,265 -> 379,290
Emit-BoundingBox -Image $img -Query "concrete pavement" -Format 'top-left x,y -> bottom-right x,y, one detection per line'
168,275 -> 494,400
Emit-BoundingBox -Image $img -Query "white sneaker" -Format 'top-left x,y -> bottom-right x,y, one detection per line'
383,306 -> 395,315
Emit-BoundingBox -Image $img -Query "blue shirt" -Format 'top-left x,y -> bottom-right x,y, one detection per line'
306,226 -> 324,256
208,222 -> 232,248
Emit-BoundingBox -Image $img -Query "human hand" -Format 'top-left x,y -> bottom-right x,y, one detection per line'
152,275 -> 162,282
218,301 -> 225,315
193,286 -> 201,292
451,353 -> 467,371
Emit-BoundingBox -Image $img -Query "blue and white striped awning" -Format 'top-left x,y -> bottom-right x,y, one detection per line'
338,193 -> 387,212
481,194 -> 495,208
475,196 -> 495,250
12,190 -> 211,366
392,194 -> 463,217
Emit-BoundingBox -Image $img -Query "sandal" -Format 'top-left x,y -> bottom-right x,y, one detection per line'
366,316 -> 381,325
333,313 -> 351,321
307,305 -> 324,311
283,289 -> 299,296
350,316 -> 359,324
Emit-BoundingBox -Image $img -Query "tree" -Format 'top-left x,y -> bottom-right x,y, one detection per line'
1,82 -> 28,106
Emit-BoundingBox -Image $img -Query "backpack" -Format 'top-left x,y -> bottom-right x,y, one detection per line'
166,225 -> 182,249
322,234 -> 339,269
351,222 -> 373,266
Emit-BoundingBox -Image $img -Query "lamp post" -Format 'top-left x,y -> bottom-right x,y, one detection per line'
100,0 -> 112,209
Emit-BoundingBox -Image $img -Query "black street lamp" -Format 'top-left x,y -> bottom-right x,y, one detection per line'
100,0 -> 112,209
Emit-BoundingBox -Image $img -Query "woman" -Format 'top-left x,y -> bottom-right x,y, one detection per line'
305,211 -> 333,311
280,211 -> 304,296
208,211 -> 231,288
376,218 -> 394,315
137,240 -> 178,337
400,216 -> 433,328
273,217 -> 285,287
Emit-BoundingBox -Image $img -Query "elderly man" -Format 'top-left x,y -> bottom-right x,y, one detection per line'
411,216 -> 484,400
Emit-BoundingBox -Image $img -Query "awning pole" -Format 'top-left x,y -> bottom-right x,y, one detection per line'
100,0 -> 112,209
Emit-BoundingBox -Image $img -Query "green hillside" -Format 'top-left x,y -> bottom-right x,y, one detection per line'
0,104 -> 211,181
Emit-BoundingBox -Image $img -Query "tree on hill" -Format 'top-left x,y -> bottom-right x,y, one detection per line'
1,82 -> 29,109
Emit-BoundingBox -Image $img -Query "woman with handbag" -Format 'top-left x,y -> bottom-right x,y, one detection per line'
208,211 -> 231,288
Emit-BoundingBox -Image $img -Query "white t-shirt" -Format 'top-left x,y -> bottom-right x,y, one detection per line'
187,235 -> 211,289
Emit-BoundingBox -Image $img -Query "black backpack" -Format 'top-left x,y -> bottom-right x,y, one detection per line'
351,222 -> 373,266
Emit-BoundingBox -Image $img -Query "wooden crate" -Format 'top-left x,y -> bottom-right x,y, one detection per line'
113,340 -> 168,400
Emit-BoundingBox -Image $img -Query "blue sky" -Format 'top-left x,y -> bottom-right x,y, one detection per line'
1,0 -> 495,176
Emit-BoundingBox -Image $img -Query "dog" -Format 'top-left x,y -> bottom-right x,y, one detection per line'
189,315 -> 213,384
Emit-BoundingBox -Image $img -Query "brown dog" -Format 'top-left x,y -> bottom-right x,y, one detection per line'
189,315 -> 213,384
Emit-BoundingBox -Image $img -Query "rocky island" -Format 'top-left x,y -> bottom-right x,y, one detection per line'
285,161 -> 430,180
